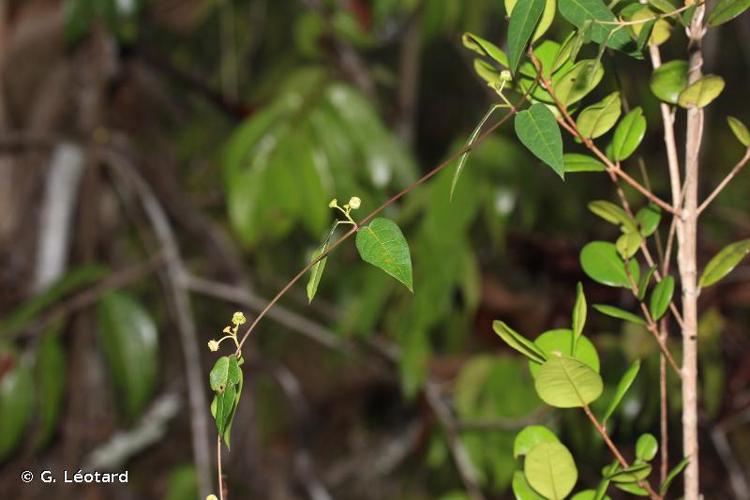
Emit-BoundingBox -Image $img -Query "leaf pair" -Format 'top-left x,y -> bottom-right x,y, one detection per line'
512,425 -> 578,500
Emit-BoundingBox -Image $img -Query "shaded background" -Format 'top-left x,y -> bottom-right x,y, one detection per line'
1,0 -> 749,498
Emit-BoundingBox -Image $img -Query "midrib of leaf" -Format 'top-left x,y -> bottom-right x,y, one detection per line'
527,112 -> 557,163
510,0 -> 542,70
559,357 -> 587,406
366,226 -> 397,266
544,445 -> 560,500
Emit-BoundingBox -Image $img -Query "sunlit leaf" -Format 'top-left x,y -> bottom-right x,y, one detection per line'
514,425 -> 560,458
512,470 -> 546,500
602,360 -> 640,424
529,329 -> 600,377
535,355 -> 603,408
356,218 -> 413,291
699,239 -> 750,287
612,107 -> 647,161
524,441 -> 578,499
515,104 -> 565,179
649,276 -> 674,320
629,7 -> 671,46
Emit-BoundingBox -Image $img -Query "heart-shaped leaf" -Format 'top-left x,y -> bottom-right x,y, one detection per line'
524,441 -> 578,499
612,107 -> 647,161
699,239 -> 750,288
515,104 -> 565,179
356,217 -> 413,291
535,355 -> 603,408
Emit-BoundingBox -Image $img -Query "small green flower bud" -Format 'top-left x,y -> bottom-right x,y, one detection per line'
208,340 -> 220,352
328,198 -> 338,208
207,495 -> 219,500
232,311 -> 247,326
348,196 -> 361,209
500,70 -> 512,82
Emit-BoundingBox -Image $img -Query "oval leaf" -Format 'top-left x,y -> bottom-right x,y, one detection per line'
512,470 -> 547,500
507,0 -> 546,73
699,239 -> 750,288
588,200 -> 637,232
564,153 -> 606,173
602,360 -> 641,424
515,104 -> 565,179
558,0 -> 636,53
576,91 -> 622,139
97,292 -> 159,418
524,441 -> 578,499
708,0 -> 750,27
612,107 -> 647,161
636,433 -> 659,462
677,75 -> 725,109
0,355 -> 34,461
34,329 -> 67,449
580,241 -> 640,288
552,59 -> 605,106
356,217 -> 413,291
636,204 -> 661,237
649,275 -> 674,320
535,356 -> 604,408
529,329 -> 600,378
727,116 -> 750,147
650,60 -> 689,104
514,425 -> 560,458
593,304 -> 645,326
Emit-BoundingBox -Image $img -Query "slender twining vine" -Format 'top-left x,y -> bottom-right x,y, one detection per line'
205,1 -> 750,498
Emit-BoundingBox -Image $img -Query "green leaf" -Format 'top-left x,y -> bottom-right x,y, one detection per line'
307,224 -> 337,303
507,0 -> 546,73
580,241 -> 640,288
97,291 -> 158,419
699,239 -> 750,287
602,360 -> 641,424
708,0 -> 750,27
612,107 -> 647,161
649,276 -> 674,320
614,482 -> 649,496
462,33 -> 509,67
572,283 -> 586,352
576,91 -> 622,139
515,104 -> 565,179
524,441 -> 578,499
512,470 -> 547,500
506,0 -> 558,42
636,433 -> 659,462
650,60 -> 689,104
593,304 -> 645,325
34,329 -> 67,449
356,218 -> 413,291
564,153 -> 606,172
572,489 -> 612,500
558,0 -> 637,53
493,320 -> 548,364
552,59 -> 605,106
0,354 -> 34,461
588,200 -> 638,232
616,231 -> 643,259
648,0 -> 677,14
727,116 -> 750,147
451,104 -> 501,199
609,462 -> 652,483
210,356 -> 230,393
514,425 -> 560,458
529,329 -> 600,378
660,458 -> 689,495
636,204 -> 661,236
210,355 -> 243,448
535,355 -> 604,408
629,7 -> 672,46
637,266 -> 656,300
677,75 -> 725,109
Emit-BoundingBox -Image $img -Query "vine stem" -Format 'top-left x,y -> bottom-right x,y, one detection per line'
236,87 -> 533,351
582,404 -> 661,499
217,435 -> 225,500
697,148 -> 750,215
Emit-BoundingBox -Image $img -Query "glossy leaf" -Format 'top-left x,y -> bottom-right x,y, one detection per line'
572,283 -> 586,352
602,360 -> 641,424
636,204 -> 661,237
558,0 -> 636,53
506,0 -> 557,42
515,104 -> 565,179
614,482 -> 649,496
616,231 -> 643,259
462,33 -> 509,67
552,59 -> 605,106
535,355 -> 603,408
593,304 -> 645,326
660,458 -> 689,495
636,433 -> 659,461
612,107 -> 647,161
513,425 -> 560,458
609,462 -> 652,483
529,329 -> 600,378
699,239 -> 750,287
650,60 -> 689,104
524,441 -> 578,499
507,0 -> 546,73
580,241 -> 640,288
708,0 -> 750,27
727,116 -> 750,147
564,153 -> 606,172
638,266 -> 656,301
677,75 -> 725,109
571,490 -> 611,500
34,329 -> 67,449
97,291 -> 158,419
493,320 -> 548,364
649,276 -> 674,320
576,91 -> 622,139
0,355 -> 34,461
356,217 -> 413,291
588,201 -> 637,232
512,470 -> 546,500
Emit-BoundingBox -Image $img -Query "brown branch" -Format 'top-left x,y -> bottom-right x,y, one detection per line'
697,148 -> 750,215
